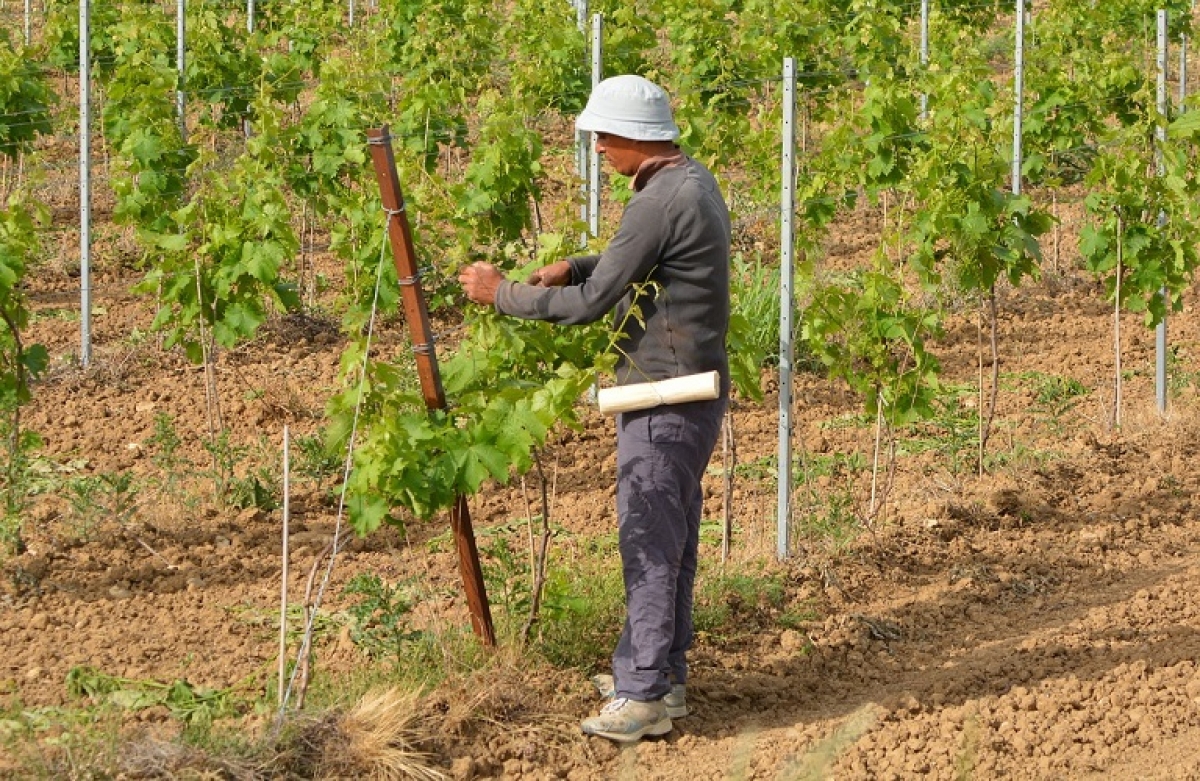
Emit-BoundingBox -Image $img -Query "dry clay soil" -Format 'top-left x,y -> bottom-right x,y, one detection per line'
5,207 -> 1200,779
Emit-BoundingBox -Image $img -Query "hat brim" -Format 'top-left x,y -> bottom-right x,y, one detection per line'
576,109 -> 680,142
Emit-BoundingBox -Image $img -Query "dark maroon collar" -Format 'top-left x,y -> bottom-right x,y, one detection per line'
633,150 -> 686,191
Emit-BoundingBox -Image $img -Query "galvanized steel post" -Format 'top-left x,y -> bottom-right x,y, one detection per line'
1156,9 -> 1169,415
1181,2 -> 1192,108
919,0 -> 929,120
1012,0 -> 1025,197
575,0 -> 589,246
176,0 -> 186,140
79,0 -> 91,366
777,58 -> 797,561
589,13 -> 602,239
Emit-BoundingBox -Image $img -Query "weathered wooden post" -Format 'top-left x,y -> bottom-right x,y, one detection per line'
367,126 -> 496,647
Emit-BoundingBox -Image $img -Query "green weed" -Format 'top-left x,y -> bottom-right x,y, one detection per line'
694,569 -> 788,638
729,251 -> 782,366
342,573 -> 425,663
1019,370 -> 1088,435
1167,345 -> 1200,398
477,526 -> 625,668
65,666 -> 250,730
901,385 -> 979,475
732,454 -> 776,482
0,421 -> 41,556
795,488 -> 862,552
228,467 -> 280,511
293,431 -> 343,479
64,471 -> 139,541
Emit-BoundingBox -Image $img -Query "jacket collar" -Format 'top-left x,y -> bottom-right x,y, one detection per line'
633,149 -> 686,191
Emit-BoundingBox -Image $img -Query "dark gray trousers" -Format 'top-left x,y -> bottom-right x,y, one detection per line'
611,397 -> 727,702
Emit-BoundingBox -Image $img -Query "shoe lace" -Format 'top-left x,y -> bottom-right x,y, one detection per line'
600,697 -> 629,714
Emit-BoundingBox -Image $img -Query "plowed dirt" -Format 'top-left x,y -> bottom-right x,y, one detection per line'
4,197 -> 1200,780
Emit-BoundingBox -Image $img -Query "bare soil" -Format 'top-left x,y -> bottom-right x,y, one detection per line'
4,193 -> 1200,780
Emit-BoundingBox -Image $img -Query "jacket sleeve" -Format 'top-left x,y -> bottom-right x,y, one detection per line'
494,196 -> 668,325
568,255 -> 600,284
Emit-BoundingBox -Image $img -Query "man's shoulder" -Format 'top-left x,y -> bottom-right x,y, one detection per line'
638,158 -> 720,202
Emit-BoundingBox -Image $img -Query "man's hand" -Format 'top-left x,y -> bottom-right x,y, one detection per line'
458,261 -> 505,305
528,260 -> 571,287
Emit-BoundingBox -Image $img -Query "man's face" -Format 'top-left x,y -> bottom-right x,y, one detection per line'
593,133 -> 645,177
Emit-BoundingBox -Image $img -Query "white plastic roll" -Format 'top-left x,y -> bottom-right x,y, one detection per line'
596,371 -> 721,415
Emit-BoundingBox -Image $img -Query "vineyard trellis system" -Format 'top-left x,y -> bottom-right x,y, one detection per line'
2,0 -> 1200,626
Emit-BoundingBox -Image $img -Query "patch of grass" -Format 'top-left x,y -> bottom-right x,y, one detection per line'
431,520 -> 628,670
28,307 -> 79,324
64,470 -> 139,541
66,666 -> 253,731
293,431 -> 344,479
729,251 -> 782,366
732,454 -> 776,482
982,440 -> 1057,473
342,573 -> 425,663
899,384 -> 979,475
1167,344 -> 1200,398
955,710 -> 981,780
796,450 -> 867,482
694,566 -> 789,638
0,700 -> 125,779
1016,370 -> 1089,435
820,411 -> 873,431
794,487 -> 862,552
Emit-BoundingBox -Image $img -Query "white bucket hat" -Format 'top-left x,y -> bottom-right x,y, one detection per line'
576,74 -> 680,142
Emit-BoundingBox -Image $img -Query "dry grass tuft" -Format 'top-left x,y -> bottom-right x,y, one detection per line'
118,737 -> 268,780
310,688 -> 445,781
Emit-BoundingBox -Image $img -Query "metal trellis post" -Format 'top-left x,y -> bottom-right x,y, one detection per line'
1156,9 -> 1169,415
176,0 -> 186,140
1181,2 -> 1192,108
920,0 -> 929,120
1012,0 -> 1025,196
79,0 -> 91,366
588,12 -> 603,239
366,127 -> 496,647
575,0 -> 589,246
778,58 -> 797,561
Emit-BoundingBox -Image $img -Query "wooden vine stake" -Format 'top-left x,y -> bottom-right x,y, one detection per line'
366,126 -> 496,647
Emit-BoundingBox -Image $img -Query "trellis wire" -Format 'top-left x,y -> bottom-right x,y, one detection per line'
276,220 -> 388,719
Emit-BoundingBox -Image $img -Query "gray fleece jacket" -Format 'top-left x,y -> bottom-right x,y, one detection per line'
494,154 -> 731,393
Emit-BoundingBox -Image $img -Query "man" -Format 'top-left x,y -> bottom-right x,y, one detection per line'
458,74 -> 731,743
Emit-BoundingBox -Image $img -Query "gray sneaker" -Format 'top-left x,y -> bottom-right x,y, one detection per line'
590,674 -> 689,719
581,697 -> 672,743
